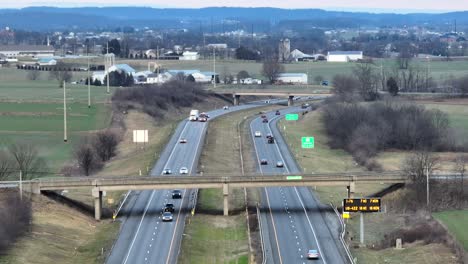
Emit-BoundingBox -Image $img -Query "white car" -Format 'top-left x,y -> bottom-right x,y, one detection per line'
223,105 -> 229,110
307,249 -> 319,259
179,138 -> 187,143
162,169 -> 172,175
254,131 -> 262,137
179,167 -> 189,174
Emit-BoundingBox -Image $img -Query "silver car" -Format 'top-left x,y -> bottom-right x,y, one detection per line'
162,212 -> 173,222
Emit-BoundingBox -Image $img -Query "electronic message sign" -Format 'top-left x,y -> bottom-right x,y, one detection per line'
343,198 -> 381,213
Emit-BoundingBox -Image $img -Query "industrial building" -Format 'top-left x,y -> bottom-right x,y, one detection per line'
276,73 -> 308,84
327,51 -> 363,62
0,45 -> 55,62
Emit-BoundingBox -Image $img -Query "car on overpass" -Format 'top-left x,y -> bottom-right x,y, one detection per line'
307,249 -> 319,259
163,169 -> 172,175
254,131 -> 262,137
172,190 -> 182,199
162,212 -> 173,222
179,167 -> 188,174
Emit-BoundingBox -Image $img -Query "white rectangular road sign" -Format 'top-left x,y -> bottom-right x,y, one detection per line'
133,130 -> 148,143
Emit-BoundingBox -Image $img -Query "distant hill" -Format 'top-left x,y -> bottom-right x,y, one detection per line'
0,7 -> 466,31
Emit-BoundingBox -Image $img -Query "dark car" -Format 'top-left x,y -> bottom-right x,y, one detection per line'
321,80 -> 329,86
261,114 -> 267,118
262,118 -> 268,123
260,159 -> 268,165
164,203 -> 175,213
172,190 -> 182,199
275,110 -> 280,115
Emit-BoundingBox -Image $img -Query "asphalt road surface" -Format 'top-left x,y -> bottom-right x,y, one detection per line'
250,106 -> 348,264
106,100 -> 278,264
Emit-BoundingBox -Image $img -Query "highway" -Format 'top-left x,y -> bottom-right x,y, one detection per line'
106,101 -> 276,264
251,107 -> 348,264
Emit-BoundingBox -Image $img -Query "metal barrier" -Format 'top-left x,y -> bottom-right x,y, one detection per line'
331,203 -> 355,264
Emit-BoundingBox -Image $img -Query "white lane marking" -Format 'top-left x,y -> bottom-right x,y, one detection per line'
293,187 -> 328,264
160,121 -> 190,175
123,190 -> 156,264
250,118 -> 284,264
267,111 -> 328,264
165,189 -> 188,264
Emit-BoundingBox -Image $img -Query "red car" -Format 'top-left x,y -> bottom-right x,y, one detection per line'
262,118 -> 268,123
275,110 -> 280,115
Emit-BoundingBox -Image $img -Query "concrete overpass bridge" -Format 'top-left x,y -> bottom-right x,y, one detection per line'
212,90 -> 333,106
16,172 -> 412,220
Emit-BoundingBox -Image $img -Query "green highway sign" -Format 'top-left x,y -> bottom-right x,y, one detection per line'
285,114 -> 299,121
287,176 -> 303,180
301,137 -> 315,148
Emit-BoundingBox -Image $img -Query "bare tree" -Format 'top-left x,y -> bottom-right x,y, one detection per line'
49,61 -> 72,88
353,62 -> 379,101
262,57 -> 284,84
331,74 -> 360,102
75,143 -> 101,176
237,70 -> 250,81
93,130 -> 119,162
0,150 -> 14,181
27,70 -> 41,81
402,150 -> 439,204
7,143 -> 47,180
453,75 -> 468,97
314,75 -> 324,85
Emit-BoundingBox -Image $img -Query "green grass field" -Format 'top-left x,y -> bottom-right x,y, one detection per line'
433,210 -> 468,251
0,67 -> 113,172
115,57 -> 468,84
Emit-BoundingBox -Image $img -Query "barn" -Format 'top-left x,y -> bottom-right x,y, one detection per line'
276,73 -> 308,84
327,51 -> 363,62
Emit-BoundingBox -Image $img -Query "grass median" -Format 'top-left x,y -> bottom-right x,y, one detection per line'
179,104 -> 280,264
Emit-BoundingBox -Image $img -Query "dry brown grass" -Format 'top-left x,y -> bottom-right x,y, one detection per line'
0,194 -> 118,264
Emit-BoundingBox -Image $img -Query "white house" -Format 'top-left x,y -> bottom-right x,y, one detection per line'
179,51 -> 199,61
276,73 -> 308,84
327,51 -> 363,62
239,78 -> 262,85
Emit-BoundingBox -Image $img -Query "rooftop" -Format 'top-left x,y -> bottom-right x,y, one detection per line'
328,51 -> 363,55
0,45 -> 55,52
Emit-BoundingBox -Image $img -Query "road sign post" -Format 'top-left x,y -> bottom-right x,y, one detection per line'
301,137 -> 315,148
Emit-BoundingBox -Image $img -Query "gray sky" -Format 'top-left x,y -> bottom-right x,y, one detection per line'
4,0 -> 468,13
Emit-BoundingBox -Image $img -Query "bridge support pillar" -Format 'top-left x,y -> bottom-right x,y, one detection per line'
223,184 -> 229,216
233,94 -> 241,106
347,182 -> 356,198
92,188 -> 102,221
288,96 -> 294,106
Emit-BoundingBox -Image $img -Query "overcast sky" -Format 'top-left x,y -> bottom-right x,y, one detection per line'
3,0 -> 468,13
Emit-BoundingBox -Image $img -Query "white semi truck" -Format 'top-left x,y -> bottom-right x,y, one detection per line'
189,109 -> 199,121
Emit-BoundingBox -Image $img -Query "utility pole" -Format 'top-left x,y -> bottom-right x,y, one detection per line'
213,47 -> 216,88
88,57 -> 91,108
106,42 -> 110,94
63,81 -> 68,142
360,213 -> 364,245
426,165 -> 430,210
19,170 -> 22,201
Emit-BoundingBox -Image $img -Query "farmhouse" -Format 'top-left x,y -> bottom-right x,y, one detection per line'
0,45 -> 55,62
327,51 -> 363,62
92,64 -> 137,83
